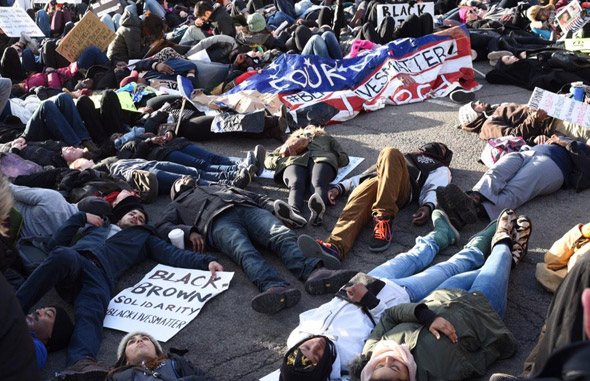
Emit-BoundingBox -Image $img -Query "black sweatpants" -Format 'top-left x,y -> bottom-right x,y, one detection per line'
282,160 -> 336,212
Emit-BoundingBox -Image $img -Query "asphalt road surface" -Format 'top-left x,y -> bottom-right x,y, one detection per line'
39,62 -> 586,380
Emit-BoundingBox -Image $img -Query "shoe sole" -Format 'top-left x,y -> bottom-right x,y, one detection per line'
274,201 -> 307,228
305,270 -> 358,295
369,239 -> 392,253
487,50 -> 513,60
251,288 -> 301,314
441,185 -> 478,225
449,90 -> 475,104
436,187 -> 466,231
308,194 -> 325,226
297,235 -> 341,270
254,145 -> 266,176
435,209 -> 461,244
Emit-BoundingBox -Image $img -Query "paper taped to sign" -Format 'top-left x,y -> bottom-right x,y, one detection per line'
0,7 -> 45,37
528,87 -> 590,128
556,0 -> 586,33
90,0 -> 123,19
103,264 -> 234,342
56,12 -> 115,62
377,2 -> 435,29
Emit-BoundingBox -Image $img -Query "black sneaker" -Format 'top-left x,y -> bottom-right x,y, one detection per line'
231,167 -> 252,189
274,200 -> 307,228
369,216 -> 393,252
304,268 -> 358,295
308,193 -> 325,226
435,184 -> 478,230
297,234 -> 341,269
449,89 -> 475,104
253,144 -> 266,176
251,286 -> 301,314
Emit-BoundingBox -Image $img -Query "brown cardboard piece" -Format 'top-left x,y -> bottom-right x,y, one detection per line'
56,12 -> 115,63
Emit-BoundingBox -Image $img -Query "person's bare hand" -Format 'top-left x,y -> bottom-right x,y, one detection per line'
534,109 -> 548,121
412,206 -> 431,225
346,283 -> 368,303
86,213 -> 104,227
548,134 -> 568,147
327,188 -> 339,205
11,140 -> 26,150
150,136 -> 166,145
398,73 -> 415,86
138,106 -> 153,114
534,135 -> 549,145
189,232 -> 205,252
208,261 -> 224,277
195,18 -> 204,27
429,317 -> 458,343
156,62 -> 174,75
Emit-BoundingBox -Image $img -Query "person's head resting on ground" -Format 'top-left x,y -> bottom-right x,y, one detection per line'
247,13 -> 267,33
280,335 -> 337,381
414,142 -> 453,166
108,332 -> 164,375
112,196 -> 148,227
458,6 -> 482,23
229,51 -> 257,71
170,176 -> 196,201
26,306 -> 74,352
62,146 -> 92,166
142,11 -> 165,40
527,3 -> 554,23
194,1 -> 214,21
458,100 -> 493,126
350,341 -> 417,381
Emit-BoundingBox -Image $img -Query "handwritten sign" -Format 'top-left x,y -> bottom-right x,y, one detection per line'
377,3 -> 435,30
0,7 -> 45,37
528,87 -> 590,128
56,12 -> 115,63
103,264 -> 233,342
90,0 -> 123,19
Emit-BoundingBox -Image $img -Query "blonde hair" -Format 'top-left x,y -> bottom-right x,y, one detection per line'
0,175 -> 14,237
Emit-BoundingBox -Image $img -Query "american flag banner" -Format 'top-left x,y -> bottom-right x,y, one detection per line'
227,25 -> 479,125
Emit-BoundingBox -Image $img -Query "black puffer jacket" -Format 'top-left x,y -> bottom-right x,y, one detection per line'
108,353 -> 211,381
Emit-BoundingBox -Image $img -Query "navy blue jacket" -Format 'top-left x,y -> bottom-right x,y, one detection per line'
46,212 -> 218,291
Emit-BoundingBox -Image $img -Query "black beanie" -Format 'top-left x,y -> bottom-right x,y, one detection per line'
111,196 -> 148,224
280,336 -> 336,381
46,306 -> 74,352
419,142 -> 453,166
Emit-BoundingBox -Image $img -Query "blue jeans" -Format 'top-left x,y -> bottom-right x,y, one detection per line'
436,243 -> 512,318
16,247 -> 111,366
144,0 -> 166,19
21,49 -> 37,74
210,206 -> 320,291
23,93 -> 90,145
142,59 -> 198,80
301,32 -> 343,59
36,10 -> 51,38
266,11 -> 295,29
77,46 -> 110,70
273,0 -> 296,19
142,161 -> 215,194
368,235 -> 485,302
164,144 -> 239,174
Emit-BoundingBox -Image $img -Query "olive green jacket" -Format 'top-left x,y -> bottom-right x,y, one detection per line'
362,289 -> 517,381
265,132 -> 349,182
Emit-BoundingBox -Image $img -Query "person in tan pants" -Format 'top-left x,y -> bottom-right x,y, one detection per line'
297,144 -> 453,261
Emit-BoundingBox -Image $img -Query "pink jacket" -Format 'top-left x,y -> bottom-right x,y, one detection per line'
22,61 -> 78,92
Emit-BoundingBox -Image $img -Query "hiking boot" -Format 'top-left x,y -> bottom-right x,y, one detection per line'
253,144 -> 266,176
465,220 -> 498,258
130,170 -> 158,204
436,184 -> 478,230
251,286 -> 301,314
274,199 -> 307,228
231,167 -> 252,189
304,268 -> 358,295
449,89 -> 475,104
298,234 -> 341,270
427,209 -> 460,250
491,209 -> 517,249
263,115 -> 288,143
55,358 -> 108,381
511,215 -> 532,267
369,216 -> 393,252
308,193 -> 326,226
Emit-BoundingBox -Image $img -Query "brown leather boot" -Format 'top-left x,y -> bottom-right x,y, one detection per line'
56,358 -> 108,381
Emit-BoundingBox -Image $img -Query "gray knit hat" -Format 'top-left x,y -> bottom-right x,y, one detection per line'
458,102 -> 480,125
117,331 -> 163,360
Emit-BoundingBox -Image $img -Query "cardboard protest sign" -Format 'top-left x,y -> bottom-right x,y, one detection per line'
90,0 -> 123,19
0,7 -> 45,37
528,87 -> 590,128
377,2 -> 435,29
556,0 -> 586,33
56,12 -> 115,62
103,264 -> 234,342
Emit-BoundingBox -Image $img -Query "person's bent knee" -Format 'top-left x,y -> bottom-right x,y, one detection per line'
380,147 -> 403,160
